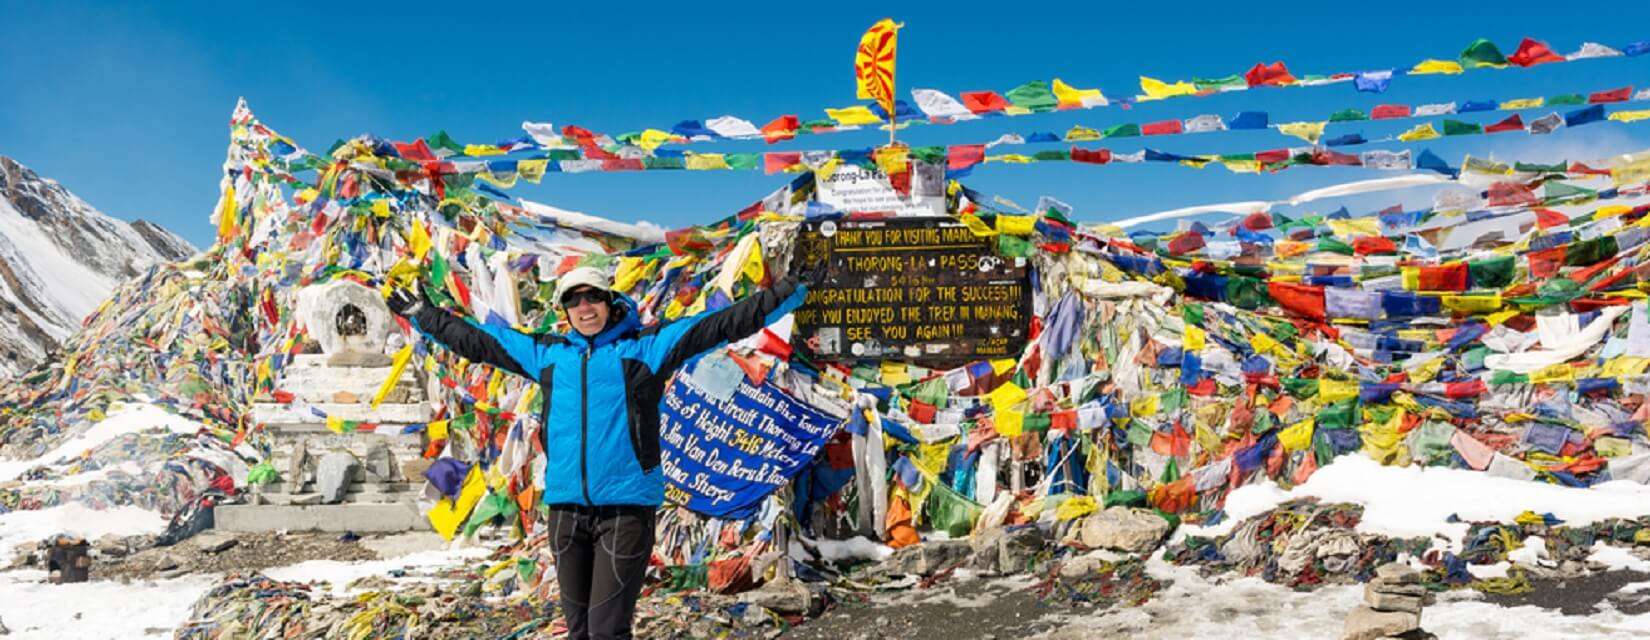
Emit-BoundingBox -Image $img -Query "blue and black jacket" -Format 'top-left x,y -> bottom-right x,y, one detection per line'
408,277 -> 806,507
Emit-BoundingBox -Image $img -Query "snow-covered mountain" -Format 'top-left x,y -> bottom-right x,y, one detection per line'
0,155 -> 196,378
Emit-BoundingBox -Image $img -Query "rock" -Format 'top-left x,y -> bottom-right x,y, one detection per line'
315,452 -> 359,504
0,613 -> 9,634
737,580 -> 824,616
363,442 -> 398,481
1341,606 -> 1419,640
740,604 -> 772,627
966,526 -> 1046,574
1058,549 -> 1127,579
1079,507 -> 1170,553
1374,561 -> 1419,584
1363,587 -> 1423,614
193,532 -> 239,554
881,539 -> 972,576
157,567 -> 189,579
1368,581 -> 1429,598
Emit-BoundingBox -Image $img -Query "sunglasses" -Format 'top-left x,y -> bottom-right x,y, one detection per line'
560,288 -> 612,309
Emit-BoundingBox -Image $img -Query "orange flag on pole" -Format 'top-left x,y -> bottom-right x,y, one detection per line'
855,19 -> 901,117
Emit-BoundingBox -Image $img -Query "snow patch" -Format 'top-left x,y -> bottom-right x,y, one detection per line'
0,504 -> 167,561
1179,456 -> 1650,545
0,570 -> 218,640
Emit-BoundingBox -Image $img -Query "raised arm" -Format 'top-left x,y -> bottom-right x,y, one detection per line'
389,287 -> 552,380
642,276 -> 806,375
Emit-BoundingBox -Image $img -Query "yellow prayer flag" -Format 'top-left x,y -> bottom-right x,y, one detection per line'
1610,110 -> 1650,123
1064,125 -> 1102,141
517,159 -> 549,183
1139,76 -> 1197,100
880,361 -> 912,386
428,467 -> 487,540
1410,59 -> 1465,75
636,129 -> 674,151
215,184 -> 239,243
989,380 -> 1028,437
325,415 -> 346,434
371,344 -> 416,409
1052,78 -> 1106,108
958,212 -> 998,237
406,221 -> 432,262
613,257 -> 649,293
1499,97 -> 1544,110
1220,157 -> 1261,173
825,105 -> 885,126
1613,155 -> 1650,187
685,153 -> 731,171
426,419 -> 450,441
1279,418 -> 1315,452
1529,363 -> 1575,384
988,154 -> 1034,164
1440,293 -> 1503,314
1129,394 -> 1159,418
463,144 -> 506,156
1278,121 -> 1327,144
1184,325 -> 1206,352
1319,379 -> 1360,403
1398,123 -> 1441,141
873,146 -> 909,174
854,19 -> 901,116
995,214 -> 1036,236
1326,217 -> 1380,239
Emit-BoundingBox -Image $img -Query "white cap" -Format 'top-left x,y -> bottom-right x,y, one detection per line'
554,266 -> 614,305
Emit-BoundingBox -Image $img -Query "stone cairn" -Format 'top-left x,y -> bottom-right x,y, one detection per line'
1342,562 -> 1435,640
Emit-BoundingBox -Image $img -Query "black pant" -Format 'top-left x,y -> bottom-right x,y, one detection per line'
548,504 -> 656,640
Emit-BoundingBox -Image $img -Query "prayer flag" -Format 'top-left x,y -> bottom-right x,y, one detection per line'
855,19 -> 901,116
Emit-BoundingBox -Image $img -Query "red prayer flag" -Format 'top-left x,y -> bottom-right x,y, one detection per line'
1141,119 -> 1184,136
1167,232 -> 1205,255
1533,208 -> 1570,229
1484,113 -> 1525,133
1255,149 -> 1291,166
1589,86 -> 1632,104
393,139 -> 436,162
1241,212 -> 1273,231
1352,235 -> 1397,255
763,152 -> 802,174
1508,38 -> 1564,67
960,91 -> 1009,114
1267,281 -> 1326,320
1488,182 -> 1539,207
1416,263 -> 1470,291
600,158 -> 644,172
947,144 -> 985,172
1244,61 -> 1297,87
1371,104 -> 1412,119
760,115 -> 799,143
1070,147 -> 1112,164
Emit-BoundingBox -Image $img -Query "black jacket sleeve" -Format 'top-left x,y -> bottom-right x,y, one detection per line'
409,305 -> 544,380
645,276 -> 803,375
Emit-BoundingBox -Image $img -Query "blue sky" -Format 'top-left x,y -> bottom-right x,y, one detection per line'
2,2 -> 1649,247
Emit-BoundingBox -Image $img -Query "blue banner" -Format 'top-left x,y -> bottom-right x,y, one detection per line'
659,362 -> 844,519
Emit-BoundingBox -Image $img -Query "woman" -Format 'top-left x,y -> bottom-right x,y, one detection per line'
388,265 -> 807,639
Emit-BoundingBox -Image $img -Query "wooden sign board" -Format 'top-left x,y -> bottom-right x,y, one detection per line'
793,217 -> 1032,366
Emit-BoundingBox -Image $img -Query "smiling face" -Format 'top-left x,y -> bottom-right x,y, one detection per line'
562,285 -> 612,337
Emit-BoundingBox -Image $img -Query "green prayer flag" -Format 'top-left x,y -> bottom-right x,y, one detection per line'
1102,123 -> 1141,138
1442,119 -> 1483,136
1005,81 -> 1059,111
1547,94 -> 1585,106
427,131 -> 464,155
1468,255 -> 1516,288
1328,108 -> 1368,122
1459,38 -> 1508,67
